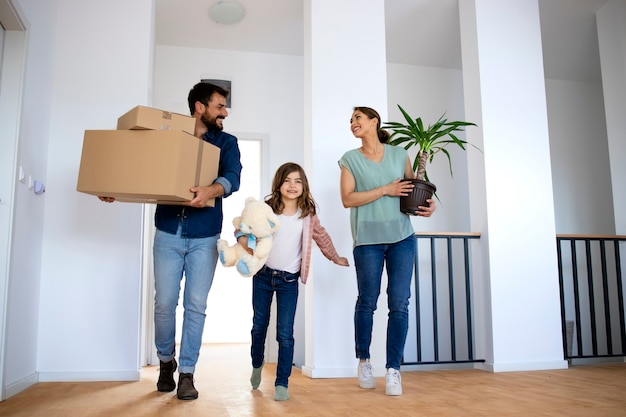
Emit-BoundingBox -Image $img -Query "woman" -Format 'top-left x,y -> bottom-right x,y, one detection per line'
338,106 -> 436,396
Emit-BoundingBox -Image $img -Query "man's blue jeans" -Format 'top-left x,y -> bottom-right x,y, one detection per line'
250,265 -> 299,388
353,234 -> 415,370
153,226 -> 219,374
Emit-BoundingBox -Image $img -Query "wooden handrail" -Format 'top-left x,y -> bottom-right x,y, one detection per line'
557,234 -> 626,240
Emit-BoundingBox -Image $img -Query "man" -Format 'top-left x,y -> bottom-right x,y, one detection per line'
100,82 -> 242,400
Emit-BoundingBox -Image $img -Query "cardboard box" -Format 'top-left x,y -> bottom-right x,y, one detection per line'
117,105 -> 195,135
76,130 -> 220,206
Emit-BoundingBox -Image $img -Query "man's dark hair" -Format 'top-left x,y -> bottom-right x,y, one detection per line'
187,82 -> 230,115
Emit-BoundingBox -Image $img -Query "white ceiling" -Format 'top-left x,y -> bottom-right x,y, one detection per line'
155,0 -> 610,84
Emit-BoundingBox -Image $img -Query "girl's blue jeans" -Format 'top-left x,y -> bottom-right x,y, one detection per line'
353,234 -> 415,370
251,265 -> 299,388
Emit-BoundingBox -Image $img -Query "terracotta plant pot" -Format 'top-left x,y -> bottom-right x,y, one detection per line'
400,179 -> 436,215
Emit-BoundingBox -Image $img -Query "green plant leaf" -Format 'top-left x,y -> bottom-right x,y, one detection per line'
382,104 -> 480,188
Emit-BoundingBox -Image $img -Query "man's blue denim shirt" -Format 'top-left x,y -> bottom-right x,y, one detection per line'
154,129 -> 242,238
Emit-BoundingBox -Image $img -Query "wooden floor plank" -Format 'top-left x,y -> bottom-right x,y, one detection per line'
1,343 -> 625,416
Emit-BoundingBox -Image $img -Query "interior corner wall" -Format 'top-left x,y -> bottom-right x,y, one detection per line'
303,0 -> 388,378
460,0 -> 565,371
31,0 -> 153,382
597,0 -> 626,235
545,79 -> 613,234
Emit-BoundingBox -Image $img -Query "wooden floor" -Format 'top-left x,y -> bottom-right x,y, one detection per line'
1,343 -> 625,417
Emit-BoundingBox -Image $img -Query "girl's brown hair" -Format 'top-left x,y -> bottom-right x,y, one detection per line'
265,162 -> 317,218
353,106 -> 390,144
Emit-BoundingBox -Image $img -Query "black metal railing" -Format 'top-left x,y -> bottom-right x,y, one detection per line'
557,234 -> 626,362
403,233 -> 626,366
402,232 -> 484,365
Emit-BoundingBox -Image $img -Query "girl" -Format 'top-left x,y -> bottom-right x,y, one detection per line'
240,162 -> 349,401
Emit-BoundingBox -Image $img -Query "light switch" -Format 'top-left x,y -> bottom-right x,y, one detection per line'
34,180 -> 45,195
19,166 -> 26,184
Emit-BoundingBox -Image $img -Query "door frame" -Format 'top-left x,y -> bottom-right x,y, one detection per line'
0,0 -> 28,401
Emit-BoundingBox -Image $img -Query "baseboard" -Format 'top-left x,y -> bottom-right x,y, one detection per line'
475,359 -> 569,372
402,362 -> 477,371
38,370 -> 140,382
4,372 -> 38,399
569,356 -> 626,366
301,365 -> 358,378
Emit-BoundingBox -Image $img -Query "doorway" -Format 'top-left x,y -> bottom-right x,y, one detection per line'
180,138 -> 264,344
142,135 -> 268,365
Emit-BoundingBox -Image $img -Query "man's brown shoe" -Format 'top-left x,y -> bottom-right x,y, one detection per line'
177,373 -> 198,400
156,359 -> 177,392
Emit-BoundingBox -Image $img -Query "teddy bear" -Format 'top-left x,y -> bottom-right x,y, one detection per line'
217,197 -> 280,277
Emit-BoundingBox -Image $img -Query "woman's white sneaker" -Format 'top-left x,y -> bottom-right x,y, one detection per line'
358,360 -> 376,389
385,368 -> 402,396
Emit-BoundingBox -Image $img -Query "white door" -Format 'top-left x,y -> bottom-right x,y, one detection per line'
0,0 -> 27,400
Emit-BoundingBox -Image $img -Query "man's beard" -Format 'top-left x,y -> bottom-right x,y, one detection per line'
201,114 -> 224,131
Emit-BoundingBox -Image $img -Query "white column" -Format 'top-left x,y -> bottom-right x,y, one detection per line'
302,0 -> 388,377
597,0 -> 626,235
459,0 -> 567,371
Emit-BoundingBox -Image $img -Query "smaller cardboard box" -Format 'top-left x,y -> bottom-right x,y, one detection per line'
77,130 -> 220,206
117,105 -> 195,135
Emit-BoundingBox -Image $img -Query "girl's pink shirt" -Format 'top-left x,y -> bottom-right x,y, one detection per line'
300,214 -> 341,284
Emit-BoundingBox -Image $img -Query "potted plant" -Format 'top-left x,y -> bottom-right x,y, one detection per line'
383,104 -> 478,214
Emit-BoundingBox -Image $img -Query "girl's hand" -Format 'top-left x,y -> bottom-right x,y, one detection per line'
334,256 -> 350,267
237,235 -> 254,255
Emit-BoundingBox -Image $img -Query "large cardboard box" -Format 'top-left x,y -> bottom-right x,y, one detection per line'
77,130 -> 220,206
117,105 -> 195,135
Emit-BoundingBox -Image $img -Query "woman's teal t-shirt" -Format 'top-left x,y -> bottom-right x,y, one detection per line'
339,144 -> 414,247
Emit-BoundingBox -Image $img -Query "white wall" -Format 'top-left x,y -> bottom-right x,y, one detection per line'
461,0 -> 565,371
387,63 -> 472,232
4,0 -> 55,395
7,0 -> 155,387
597,0 -> 626,235
303,0 -> 389,378
153,45 -> 304,175
546,79 -> 613,234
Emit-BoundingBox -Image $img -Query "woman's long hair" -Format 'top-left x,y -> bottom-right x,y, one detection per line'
265,162 -> 317,219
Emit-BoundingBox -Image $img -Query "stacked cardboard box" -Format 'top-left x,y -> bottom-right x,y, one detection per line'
116,105 -> 196,134
76,106 -> 220,206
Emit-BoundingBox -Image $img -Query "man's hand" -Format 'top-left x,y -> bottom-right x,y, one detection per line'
185,183 -> 225,208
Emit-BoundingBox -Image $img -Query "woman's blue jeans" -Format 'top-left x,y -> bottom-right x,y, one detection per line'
353,234 -> 415,370
153,227 -> 219,374
251,265 -> 299,388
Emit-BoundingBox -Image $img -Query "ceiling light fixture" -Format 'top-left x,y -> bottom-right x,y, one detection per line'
209,0 -> 246,25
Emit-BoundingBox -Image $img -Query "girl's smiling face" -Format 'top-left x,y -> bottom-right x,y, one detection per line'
280,170 -> 303,201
